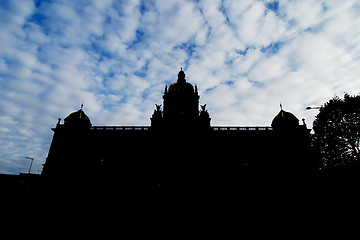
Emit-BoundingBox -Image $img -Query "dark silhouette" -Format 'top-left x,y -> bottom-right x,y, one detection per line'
6,68 -> 358,225
312,93 -> 360,212
36,68 -> 318,218
155,103 -> 161,111
313,93 -> 360,167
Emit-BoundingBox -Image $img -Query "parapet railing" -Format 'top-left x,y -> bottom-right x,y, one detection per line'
90,126 -> 273,131
212,126 -> 273,131
90,126 -> 150,131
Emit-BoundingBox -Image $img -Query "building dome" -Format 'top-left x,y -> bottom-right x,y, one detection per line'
64,106 -> 92,129
271,109 -> 299,131
168,81 -> 195,93
168,68 -> 195,93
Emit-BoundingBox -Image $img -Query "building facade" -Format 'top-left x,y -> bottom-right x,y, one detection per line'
42,69 -> 314,194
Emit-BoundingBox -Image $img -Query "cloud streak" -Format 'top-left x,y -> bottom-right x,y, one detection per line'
1,0 -> 360,173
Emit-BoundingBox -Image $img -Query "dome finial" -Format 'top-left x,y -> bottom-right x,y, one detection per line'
178,67 -> 185,83
80,102 -> 84,118
280,103 -> 284,118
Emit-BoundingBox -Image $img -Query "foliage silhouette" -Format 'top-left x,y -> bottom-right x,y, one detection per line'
313,93 -> 360,167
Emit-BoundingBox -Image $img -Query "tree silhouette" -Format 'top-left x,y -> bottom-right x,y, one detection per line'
313,94 -> 360,167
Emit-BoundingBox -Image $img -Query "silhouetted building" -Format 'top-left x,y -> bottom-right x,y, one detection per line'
42,69 -> 313,196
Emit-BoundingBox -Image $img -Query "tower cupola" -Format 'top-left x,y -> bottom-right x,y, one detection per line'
271,104 -> 299,131
64,104 -> 92,130
150,68 -> 210,130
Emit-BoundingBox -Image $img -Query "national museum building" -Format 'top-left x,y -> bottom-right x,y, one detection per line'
41,69 -> 314,192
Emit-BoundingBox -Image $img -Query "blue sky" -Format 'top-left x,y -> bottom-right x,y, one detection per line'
1,0 -> 360,174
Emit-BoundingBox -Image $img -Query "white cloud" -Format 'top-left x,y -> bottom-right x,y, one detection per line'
282,0 -> 325,29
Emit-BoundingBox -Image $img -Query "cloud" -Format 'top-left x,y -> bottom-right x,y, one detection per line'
1,0 -> 360,173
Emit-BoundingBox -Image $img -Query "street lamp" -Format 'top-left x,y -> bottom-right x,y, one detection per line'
306,106 -> 321,110
26,157 -> 34,174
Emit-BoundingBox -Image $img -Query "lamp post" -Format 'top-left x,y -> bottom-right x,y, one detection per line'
306,106 -> 321,110
26,157 -> 34,174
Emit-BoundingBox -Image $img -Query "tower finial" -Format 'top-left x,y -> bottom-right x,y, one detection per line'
280,103 -> 283,110
178,67 -> 185,83
80,102 -> 84,118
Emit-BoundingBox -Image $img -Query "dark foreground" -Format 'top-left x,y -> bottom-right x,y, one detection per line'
1,168 -> 360,238
2,167 -> 359,216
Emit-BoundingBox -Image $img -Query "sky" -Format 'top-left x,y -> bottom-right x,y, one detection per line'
1,0 -> 360,174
